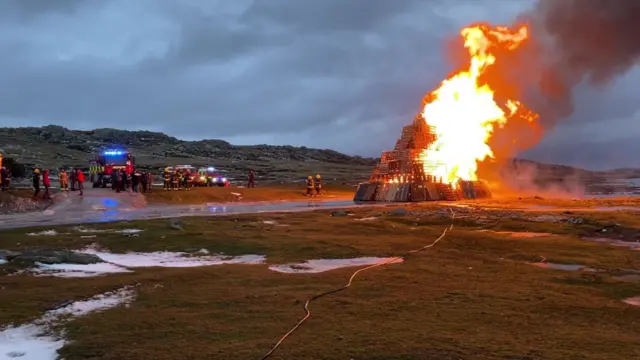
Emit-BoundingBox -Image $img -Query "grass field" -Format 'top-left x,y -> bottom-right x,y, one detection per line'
1,204 -> 639,359
143,184 -> 356,204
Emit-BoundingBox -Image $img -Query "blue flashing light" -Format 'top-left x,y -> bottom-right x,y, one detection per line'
103,150 -> 124,156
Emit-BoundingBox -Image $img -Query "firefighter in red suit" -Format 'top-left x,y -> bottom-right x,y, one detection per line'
248,169 -> 255,188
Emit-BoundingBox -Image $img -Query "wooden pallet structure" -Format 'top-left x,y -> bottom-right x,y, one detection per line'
355,114 -> 492,202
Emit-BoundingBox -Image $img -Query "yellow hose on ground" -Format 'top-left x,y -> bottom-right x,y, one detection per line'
259,207 -> 456,359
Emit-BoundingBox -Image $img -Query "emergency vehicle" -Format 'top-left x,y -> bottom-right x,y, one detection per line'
92,149 -> 135,188
196,167 -> 229,187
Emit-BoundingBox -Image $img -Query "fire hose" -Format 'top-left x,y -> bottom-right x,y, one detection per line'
259,207 -> 456,359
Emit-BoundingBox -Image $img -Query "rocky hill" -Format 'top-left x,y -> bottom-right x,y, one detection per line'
0,125 -> 377,183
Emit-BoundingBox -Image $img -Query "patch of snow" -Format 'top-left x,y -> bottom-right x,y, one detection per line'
0,286 -> 135,360
269,257 -> 404,274
114,229 -> 143,234
26,230 -> 58,236
32,263 -> 133,278
0,259 -> 5,265
72,227 -> 143,234
623,296 -> 640,307
355,217 -> 377,221
72,227 -> 112,233
262,220 -> 277,225
79,248 -> 265,269
196,249 -> 209,254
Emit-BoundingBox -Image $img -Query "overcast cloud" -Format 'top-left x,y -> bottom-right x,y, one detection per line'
0,0 -> 638,170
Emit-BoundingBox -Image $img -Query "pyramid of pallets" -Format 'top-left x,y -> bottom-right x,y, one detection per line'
355,114 -> 492,202
369,114 -> 443,183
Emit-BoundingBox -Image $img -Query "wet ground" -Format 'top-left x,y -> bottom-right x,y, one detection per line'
0,188 -> 369,230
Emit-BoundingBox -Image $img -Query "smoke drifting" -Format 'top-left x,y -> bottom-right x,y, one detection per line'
526,0 -> 640,126
477,1 -> 640,196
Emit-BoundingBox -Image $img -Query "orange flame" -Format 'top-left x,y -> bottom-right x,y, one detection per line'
419,24 -> 538,185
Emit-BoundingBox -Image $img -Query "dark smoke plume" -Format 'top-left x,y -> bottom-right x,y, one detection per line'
527,0 -> 640,126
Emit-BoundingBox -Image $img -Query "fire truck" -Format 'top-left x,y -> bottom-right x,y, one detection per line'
92,149 -> 135,188
196,166 -> 229,187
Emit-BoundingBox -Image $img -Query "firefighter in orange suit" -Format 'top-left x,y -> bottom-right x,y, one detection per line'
306,176 -> 314,196
314,174 -> 322,196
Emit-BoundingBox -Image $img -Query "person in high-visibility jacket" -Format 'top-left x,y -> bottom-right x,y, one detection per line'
163,168 -> 171,190
314,174 -> 322,196
59,169 -> 69,191
306,176 -> 314,196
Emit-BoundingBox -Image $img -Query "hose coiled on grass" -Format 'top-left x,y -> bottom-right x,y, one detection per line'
259,207 -> 456,359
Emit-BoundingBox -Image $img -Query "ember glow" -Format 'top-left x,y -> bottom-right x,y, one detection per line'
420,24 -> 539,185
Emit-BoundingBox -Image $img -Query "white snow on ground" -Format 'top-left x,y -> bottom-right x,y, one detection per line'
32,263 -> 133,277
72,227 -> 143,234
32,247 -> 265,277
80,248 -> 265,268
355,217 -> 377,221
26,230 -> 59,236
0,259 -> 6,265
269,257 -> 404,274
624,296 -> 640,307
0,286 -> 135,360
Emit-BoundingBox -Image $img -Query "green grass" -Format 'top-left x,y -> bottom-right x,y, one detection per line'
1,206 -> 639,359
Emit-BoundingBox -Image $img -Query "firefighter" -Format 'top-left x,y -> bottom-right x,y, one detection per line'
42,169 -> 52,199
70,169 -> 77,191
59,168 -> 69,191
171,170 -> 180,190
76,169 -> 85,196
32,168 -> 41,199
115,169 -> 123,193
248,169 -> 255,188
146,171 -> 153,192
111,170 -> 117,191
314,173 -> 322,196
163,168 -> 171,190
185,170 -> 193,191
306,175 -> 314,196
89,163 -> 96,184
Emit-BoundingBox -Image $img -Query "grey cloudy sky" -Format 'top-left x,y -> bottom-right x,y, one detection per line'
0,0 -> 638,170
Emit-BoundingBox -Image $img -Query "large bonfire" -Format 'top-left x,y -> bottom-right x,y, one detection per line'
420,24 -> 539,185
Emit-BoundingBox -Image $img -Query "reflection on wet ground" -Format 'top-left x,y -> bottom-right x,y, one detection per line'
0,189 -> 372,230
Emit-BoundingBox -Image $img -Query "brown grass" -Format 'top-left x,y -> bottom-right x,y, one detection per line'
143,184 -> 356,204
1,206 -> 639,359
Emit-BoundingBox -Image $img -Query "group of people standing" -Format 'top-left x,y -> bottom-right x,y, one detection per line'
305,174 -> 322,196
109,169 -> 153,193
162,168 -> 194,191
33,168 -> 84,199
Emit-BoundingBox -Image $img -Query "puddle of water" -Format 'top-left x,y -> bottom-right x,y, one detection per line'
0,286 -> 135,359
529,262 -> 587,271
623,296 -> 640,307
269,257 -> 404,274
32,248 -> 265,277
